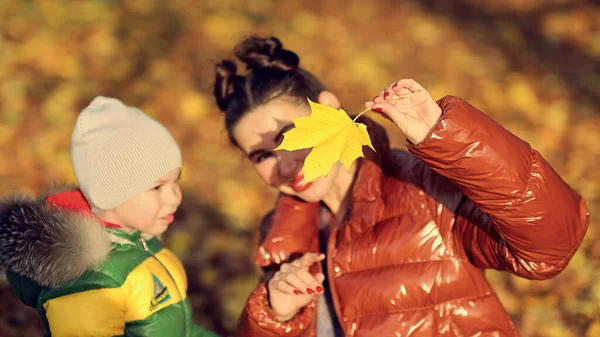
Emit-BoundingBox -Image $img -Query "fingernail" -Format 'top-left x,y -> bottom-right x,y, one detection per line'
384,91 -> 390,99
373,96 -> 378,102
372,107 -> 383,112
306,288 -> 315,295
392,82 -> 398,89
318,253 -> 325,258
316,286 -> 324,293
294,289 -> 302,295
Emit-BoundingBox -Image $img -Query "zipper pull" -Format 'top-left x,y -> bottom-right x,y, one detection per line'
140,237 -> 149,251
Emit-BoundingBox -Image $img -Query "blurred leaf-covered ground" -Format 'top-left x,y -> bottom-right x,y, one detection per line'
0,0 -> 599,336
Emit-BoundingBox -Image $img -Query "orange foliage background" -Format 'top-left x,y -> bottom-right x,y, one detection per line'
0,1 -> 599,336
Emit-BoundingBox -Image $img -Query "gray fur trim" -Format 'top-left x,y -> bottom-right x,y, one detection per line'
0,195 -> 112,287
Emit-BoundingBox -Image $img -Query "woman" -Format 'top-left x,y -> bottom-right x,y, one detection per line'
213,36 -> 589,336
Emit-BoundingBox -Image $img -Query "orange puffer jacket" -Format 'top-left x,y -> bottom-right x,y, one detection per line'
239,96 -> 589,337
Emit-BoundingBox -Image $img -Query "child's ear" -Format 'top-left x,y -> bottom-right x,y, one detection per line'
318,91 -> 341,109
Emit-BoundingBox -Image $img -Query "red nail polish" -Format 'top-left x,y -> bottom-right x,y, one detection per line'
392,82 -> 398,89
372,107 -> 383,112
316,286 -> 324,293
384,91 -> 390,99
306,288 -> 315,295
294,290 -> 302,295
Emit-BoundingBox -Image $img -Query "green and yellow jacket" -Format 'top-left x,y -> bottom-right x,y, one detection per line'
0,189 -> 218,337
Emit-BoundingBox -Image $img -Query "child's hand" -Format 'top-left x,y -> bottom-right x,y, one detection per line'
365,79 -> 442,145
267,253 -> 326,322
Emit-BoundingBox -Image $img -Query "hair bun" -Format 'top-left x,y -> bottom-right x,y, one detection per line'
214,60 -> 239,111
234,36 -> 299,72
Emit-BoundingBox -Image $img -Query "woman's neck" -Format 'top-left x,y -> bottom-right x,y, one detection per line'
322,162 -> 358,222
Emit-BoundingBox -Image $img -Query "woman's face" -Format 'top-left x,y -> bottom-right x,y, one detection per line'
232,97 -> 342,203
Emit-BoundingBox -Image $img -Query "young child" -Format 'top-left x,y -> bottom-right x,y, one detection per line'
0,97 -> 219,337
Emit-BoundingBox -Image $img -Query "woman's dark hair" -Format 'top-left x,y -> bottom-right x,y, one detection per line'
214,36 -> 327,147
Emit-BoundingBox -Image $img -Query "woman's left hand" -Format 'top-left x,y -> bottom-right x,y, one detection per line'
365,79 -> 442,145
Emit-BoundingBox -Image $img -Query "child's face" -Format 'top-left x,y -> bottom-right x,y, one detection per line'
107,168 -> 182,236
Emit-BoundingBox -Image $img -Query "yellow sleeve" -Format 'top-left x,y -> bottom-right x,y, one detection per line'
44,287 -> 126,337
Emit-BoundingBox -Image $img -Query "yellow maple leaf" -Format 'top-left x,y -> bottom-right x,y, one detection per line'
275,99 -> 375,183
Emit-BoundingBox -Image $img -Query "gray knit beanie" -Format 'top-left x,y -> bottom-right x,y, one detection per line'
71,96 -> 182,211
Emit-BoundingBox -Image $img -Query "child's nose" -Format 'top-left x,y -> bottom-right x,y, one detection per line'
163,184 -> 181,205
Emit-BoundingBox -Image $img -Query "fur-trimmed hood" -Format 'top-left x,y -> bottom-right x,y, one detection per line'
0,186 -> 112,288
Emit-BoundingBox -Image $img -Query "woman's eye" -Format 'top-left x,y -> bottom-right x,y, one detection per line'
256,152 -> 272,164
153,184 -> 162,190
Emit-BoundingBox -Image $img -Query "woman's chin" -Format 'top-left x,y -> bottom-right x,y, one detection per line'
280,183 -> 323,203
295,192 -> 322,203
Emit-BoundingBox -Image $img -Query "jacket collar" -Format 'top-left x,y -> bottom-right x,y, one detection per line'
45,189 -> 155,246
45,190 -> 121,229
351,116 -> 389,203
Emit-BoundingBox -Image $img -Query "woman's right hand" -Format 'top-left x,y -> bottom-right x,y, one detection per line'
267,252 -> 326,321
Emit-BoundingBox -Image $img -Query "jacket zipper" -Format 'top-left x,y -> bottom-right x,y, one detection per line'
140,237 -> 188,337
140,237 -> 149,251
326,226 -> 346,336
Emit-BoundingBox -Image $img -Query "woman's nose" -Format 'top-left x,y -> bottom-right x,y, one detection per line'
276,150 -> 296,179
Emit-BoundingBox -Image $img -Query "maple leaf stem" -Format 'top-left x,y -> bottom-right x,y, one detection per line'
352,90 -> 422,122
